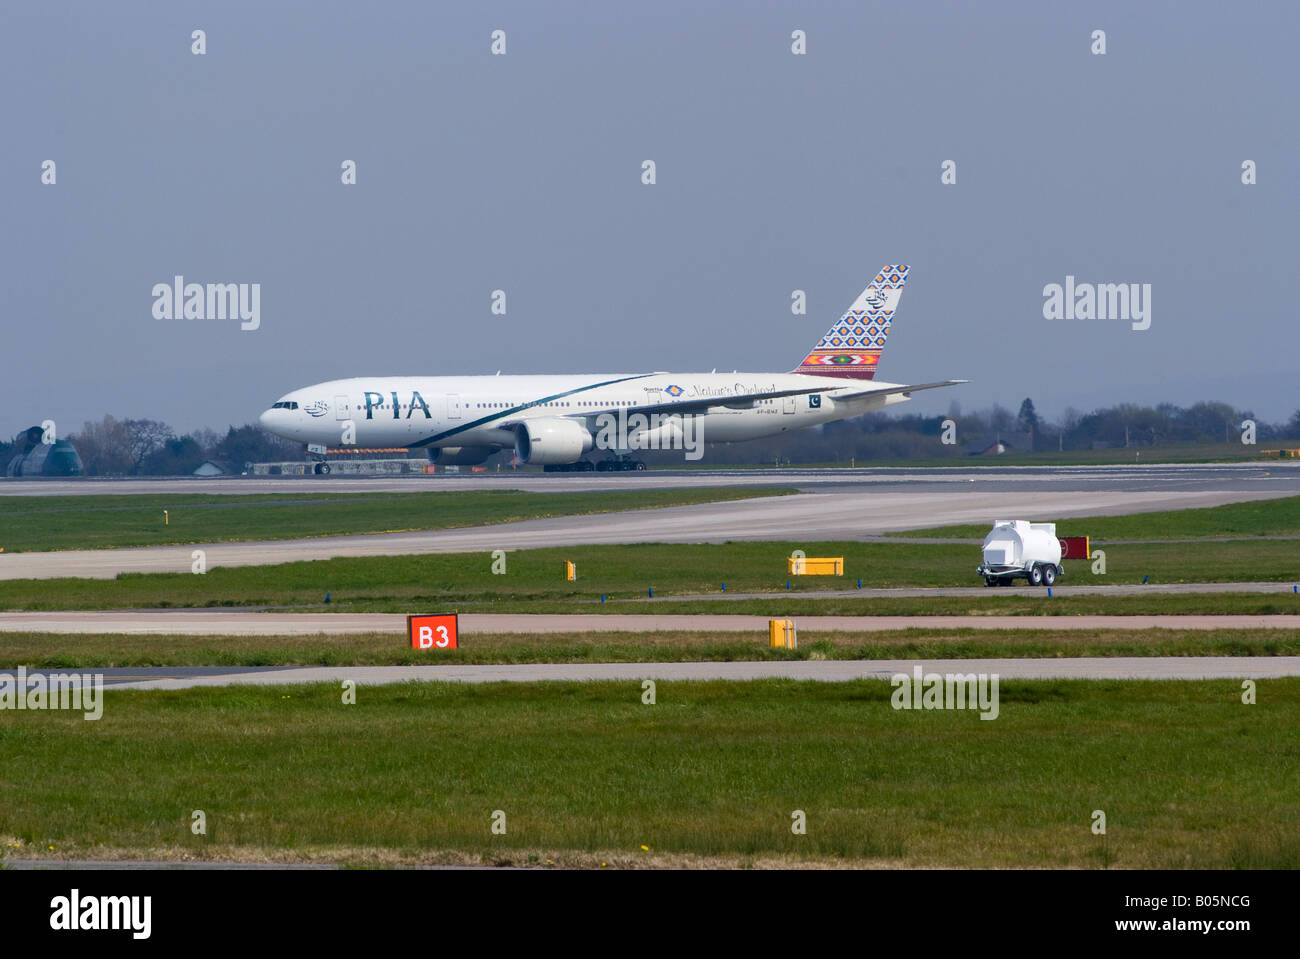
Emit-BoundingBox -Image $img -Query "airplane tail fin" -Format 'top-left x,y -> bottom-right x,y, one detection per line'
791,265 -> 909,379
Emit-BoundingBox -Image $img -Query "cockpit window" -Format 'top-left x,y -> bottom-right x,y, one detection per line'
271,401 -> 299,410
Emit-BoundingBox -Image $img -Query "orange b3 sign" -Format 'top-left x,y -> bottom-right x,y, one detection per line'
409,613 -> 459,650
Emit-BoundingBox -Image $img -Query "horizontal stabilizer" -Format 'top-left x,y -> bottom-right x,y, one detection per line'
836,379 -> 968,400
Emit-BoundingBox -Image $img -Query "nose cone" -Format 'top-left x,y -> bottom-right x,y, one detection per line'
258,408 -> 274,430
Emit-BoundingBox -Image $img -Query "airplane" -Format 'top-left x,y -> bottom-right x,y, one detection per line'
258,265 -> 965,471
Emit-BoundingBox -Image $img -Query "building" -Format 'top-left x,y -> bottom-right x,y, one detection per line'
5,426 -> 83,477
965,431 -> 1034,456
192,460 -> 232,476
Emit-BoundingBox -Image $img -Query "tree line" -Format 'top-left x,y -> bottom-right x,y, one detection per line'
5,400 -> 1299,475
683,398 -> 1300,466
0,418 -> 304,477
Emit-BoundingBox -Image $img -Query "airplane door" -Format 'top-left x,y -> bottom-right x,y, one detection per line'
782,396 -> 796,414
447,394 -> 462,420
334,395 -> 349,420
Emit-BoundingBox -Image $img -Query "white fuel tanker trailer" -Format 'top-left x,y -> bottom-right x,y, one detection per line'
976,519 -> 1063,587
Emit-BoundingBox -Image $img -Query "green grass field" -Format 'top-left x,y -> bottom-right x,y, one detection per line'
891,493 -> 1300,540
2,679 -> 1294,868
1,539 -> 1296,614
5,628 -> 1297,669
0,487 -> 792,552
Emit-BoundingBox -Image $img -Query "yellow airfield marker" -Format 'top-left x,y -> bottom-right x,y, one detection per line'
768,619 -> 797,649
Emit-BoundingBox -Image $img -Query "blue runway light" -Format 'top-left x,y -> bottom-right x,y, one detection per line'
1142,575 -> 1149,584
600,594 -> 606,603
721,583 -> 726,592
648,587 -> 654,598
786,580 -> 791,590
324,593 -> 330,604
857,578 -> 862,589
1047,587 -> 1052,597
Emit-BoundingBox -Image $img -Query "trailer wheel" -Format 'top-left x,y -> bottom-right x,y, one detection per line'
1027,564 -> 1043,586
984,576 -> 998,587
1042,565 -> 1057,586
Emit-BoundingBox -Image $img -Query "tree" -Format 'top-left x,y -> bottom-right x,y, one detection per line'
986,404 -> 1015,433
1016,398 -> 1039,451
68,416 -> 134,476
1288,410 -> 1300,439
1181,402 -> 1238,443
141,435 -> 206,475
214,424 -> 302,469
123,419 -> 174,474
189,427 -> 222,458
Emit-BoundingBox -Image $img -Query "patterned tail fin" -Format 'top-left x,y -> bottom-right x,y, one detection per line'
792,265 -> 909,379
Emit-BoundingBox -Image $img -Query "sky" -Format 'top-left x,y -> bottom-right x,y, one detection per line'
3,0 -> 1297,436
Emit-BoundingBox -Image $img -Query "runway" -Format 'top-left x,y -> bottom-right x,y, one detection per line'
4,610 -> 1299,635
1,486 -> 1294,580
90,657 -> 1300,689
3,461 -> 1298,497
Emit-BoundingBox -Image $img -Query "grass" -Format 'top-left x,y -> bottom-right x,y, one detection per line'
890,493 -> 1300,540
4,628 -> 1298,669
0,487 -> 793,552
1,679 -> 1295,868
1,539 -> 1297,613
595,593 -> 1300,616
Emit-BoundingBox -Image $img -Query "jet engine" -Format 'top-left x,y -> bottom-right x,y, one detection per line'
513,418 -> 593,465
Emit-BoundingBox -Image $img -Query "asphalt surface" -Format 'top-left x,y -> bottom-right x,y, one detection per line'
85,657 -> 1300,689
4,610 -> 1299,635
3,464 -> 1297,581
4,462 -> 1299,496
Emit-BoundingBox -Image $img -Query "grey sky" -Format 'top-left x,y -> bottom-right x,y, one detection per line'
3,1 -> 1297,436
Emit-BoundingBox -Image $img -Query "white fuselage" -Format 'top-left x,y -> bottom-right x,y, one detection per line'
258,372 -> 914,455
